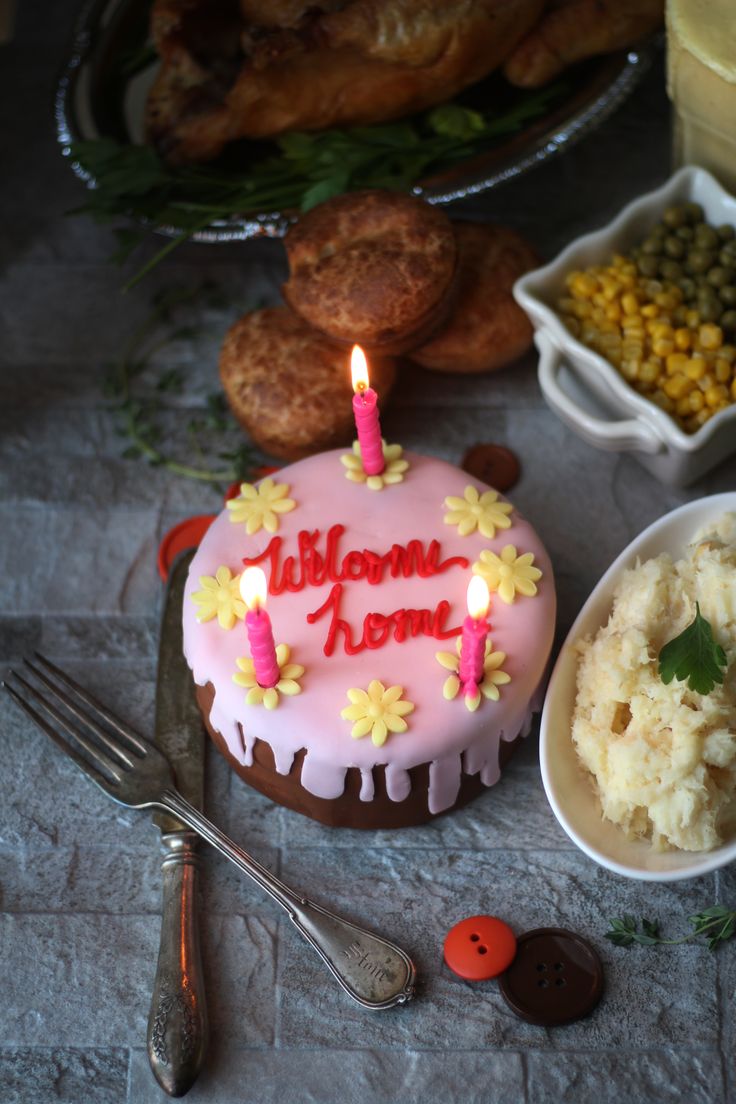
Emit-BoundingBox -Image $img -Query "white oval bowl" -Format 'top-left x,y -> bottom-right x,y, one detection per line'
540,492 -> 736,881
514,165 -> 736,486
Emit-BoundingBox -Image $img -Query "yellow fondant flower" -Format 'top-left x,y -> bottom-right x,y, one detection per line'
233,644 -> 304,710
472,545 -> 542,604
340,680 -> 415,747
226,478 -> 296,534
190,566 -> 246,630
443,485 -> 513,538
436,636 -> 511,712
341,440 -> 409,491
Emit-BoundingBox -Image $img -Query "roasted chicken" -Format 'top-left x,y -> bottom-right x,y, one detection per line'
145,0 -> 662,165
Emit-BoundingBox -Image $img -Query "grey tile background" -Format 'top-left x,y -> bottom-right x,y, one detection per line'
1,4 -> 735,1102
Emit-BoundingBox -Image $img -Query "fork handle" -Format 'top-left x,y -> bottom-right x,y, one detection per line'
147,831 -> 207,1097
158,789 -> 416,1011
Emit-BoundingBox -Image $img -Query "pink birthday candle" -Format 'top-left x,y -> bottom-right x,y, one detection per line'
351,345 -> 385,476
240,567 -> 280,688
458,576 -> 490,697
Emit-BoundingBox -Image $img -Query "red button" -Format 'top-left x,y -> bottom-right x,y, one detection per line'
444,915 -> 517,981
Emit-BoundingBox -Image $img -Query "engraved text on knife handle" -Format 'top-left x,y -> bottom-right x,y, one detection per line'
147,832 -> 208,1097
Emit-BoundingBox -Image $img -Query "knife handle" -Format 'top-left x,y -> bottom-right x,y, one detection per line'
147,832 -> 208,1097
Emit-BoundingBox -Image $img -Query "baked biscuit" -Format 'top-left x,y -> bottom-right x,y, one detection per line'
282,190 -> 457,355
219,306 -> 397,460
410,222 -> 537,373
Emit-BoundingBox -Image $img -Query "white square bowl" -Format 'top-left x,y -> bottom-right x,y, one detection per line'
514,166 -> 736,486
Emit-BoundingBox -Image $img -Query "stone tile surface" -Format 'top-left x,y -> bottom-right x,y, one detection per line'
2,8 -> 735,1101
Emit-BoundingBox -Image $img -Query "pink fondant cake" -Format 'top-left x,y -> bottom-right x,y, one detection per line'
183,445 -> 556,827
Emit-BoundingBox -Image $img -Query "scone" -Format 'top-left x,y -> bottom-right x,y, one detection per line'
410,222 -> 537,373
282,190 -> 457,355
219,306 -> 396,460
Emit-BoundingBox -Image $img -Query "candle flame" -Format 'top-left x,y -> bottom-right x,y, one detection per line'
350,345 -> 369,393
467,575 -> 490,620
240,566 -> 268,612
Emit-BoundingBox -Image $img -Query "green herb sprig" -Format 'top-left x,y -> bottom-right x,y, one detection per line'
69,81 -> 565,287
105,282 -> 258,484
606,907 -> 736,951
658,603 -> 728,696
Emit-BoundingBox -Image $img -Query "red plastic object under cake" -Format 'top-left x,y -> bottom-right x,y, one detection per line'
444,915 -> 517,981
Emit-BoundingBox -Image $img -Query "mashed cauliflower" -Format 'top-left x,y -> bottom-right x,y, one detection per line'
572,513 -> 736,852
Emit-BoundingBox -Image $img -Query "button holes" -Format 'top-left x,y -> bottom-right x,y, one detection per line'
537,979 -> 549,988
536,962 -> 547,972
555,978 -> 566,988
469,934 -> 480,942
554,962 -> 565,972
477,945 -> 488,955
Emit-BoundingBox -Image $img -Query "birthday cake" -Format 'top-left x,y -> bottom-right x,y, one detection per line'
182,444 -> 555,828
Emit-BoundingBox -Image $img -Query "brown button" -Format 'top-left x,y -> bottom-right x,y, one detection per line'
461,444 -> 520,493
498,928 -> 603,1026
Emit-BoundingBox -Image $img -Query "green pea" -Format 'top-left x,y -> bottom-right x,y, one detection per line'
664,236 -> 685,258
683,202 -> 704,223
663,205 -> 687,228
659,259 -> 682,281
688,249 -> 715,273
642,236 -> 662,255
637,255 -> 660,277
707,266 -> 734,287
721,309 -> 736,330
679,276 -> 696,299
717,224 -> 735,241
698,292 -> 722,322
695,224 -> 720,249
720,285 -> 736,306
676,225 -> 694,241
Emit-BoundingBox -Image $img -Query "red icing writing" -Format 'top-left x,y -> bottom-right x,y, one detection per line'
243,523 -> 468,657
306,583 -> 461,656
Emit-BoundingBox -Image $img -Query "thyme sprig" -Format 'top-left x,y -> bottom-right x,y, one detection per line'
606,907 -> 736,951
104,282 -> 258,485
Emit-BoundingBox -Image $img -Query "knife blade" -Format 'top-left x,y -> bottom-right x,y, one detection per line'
147,549 -> 208,1097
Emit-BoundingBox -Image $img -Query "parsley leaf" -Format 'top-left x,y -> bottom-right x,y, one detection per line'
658,603 -> 728,695
606,906 -> 736,951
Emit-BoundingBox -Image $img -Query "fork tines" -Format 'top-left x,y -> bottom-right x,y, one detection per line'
3,653 -> 147,789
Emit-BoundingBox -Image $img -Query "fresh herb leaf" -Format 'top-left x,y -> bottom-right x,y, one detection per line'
658,603 -> 728,695
607,906 -> 736,951
107,282 -> 260,483
68,80 -> 566,282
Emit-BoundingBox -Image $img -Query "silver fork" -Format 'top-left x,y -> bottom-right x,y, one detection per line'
4,654 -> 416,1011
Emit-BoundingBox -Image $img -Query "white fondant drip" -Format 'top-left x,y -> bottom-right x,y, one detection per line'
480,748 -> 502,788
385,763 -> 411,803
359,769 -> 375,803
272,744 -> 296,777
300,754 -> 348,800
208,693 -> 243,764
428,754 -> 461,814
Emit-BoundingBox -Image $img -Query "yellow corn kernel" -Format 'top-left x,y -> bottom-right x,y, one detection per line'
639,361 -> 660,384
663,374 -> 693,400
572,273 -> 599,297
688,389 -> 705,412
666,352 -> 690,376
675,395 -> 693,417
674,328 -> 691,351
731,378 -> 736,401
592,307 -> 607,324
621,264 -> 638,278
605,302 -> 622,322
641,303 -> 660,319
651,322 -> 674,340
714,358 -> 732,382
686,309 -> 701,328
686,357 -> 707,380
655,290 -> 681,309
705,383 -> 729,407
576,301 -> 593,319
592,293 -> 608,309
695,407 -> 713,426
698,323 -> 723,350
719,344 -> 736,361
619,272 -> 636,289
652,338 -> 675,358
621,292 -> 640,316
698,372 -> 715,391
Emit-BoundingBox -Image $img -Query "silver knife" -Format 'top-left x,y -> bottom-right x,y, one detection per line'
147,549 -> 208,1096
